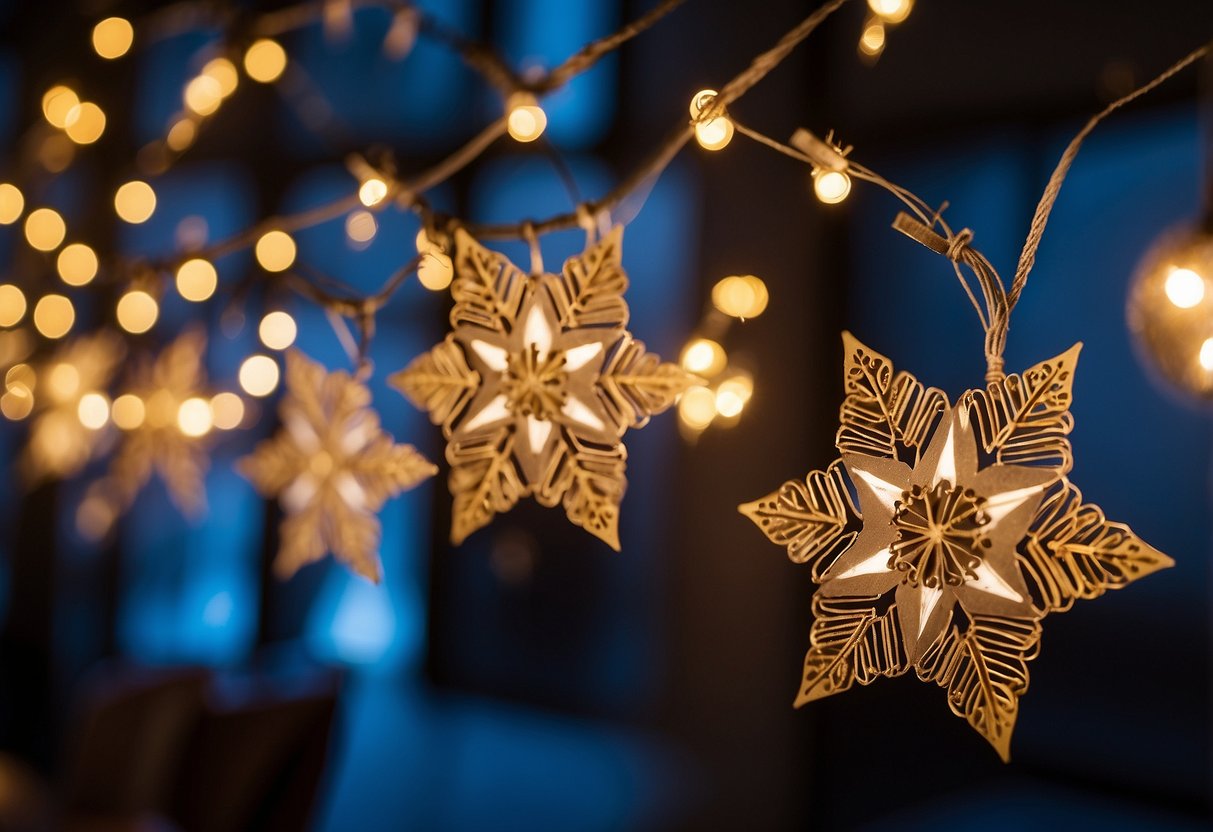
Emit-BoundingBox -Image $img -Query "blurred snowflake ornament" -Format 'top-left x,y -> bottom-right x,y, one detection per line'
392,227 -> 697,549
740,332 -> 1172,760
22,331 -> 124,482
77,329 -> 216,540
240,351 -> 436,582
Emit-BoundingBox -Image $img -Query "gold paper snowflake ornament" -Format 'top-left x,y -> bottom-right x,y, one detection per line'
22,331 -> 124,482
240,350 -> 436,582
392,227 -> 697,549
108,328 -> 212,516
76,329 -> 215,540
741,332 -> 1172,760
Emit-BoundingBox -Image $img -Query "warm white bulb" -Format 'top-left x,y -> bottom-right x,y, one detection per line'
77,392 -> 110,429
813,170 -> 852,204
1200,338 -> 1213,371
359,178 -> 388,207
695,117 -> 733,151
177,397 -> 213,437
506,98 -> 547,143
678,385 -> 717,431
868,0 -> 913,24
680,339 -> 726,376
1164,267 -> 1205,309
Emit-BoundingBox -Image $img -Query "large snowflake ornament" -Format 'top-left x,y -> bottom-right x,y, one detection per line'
740,332 -> 1172,760
240,351 -> 436,582
392,227 -> 697,549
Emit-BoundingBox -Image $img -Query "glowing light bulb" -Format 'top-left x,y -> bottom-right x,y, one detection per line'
868,0 -> 913,24
255,230 -> 296,272
859,21 -> 887,56
715,375 -> 754,419
1164,267 -> 1204,309
359,177 -> 388,207
25,208 -> 66,251
506,94 -> 547,143
111,394 -> 145,429
1199,338 -> 1213,371
116,290 -> 159,334
345,210 -> 377,244
813,169 -> 852,204
680,338 -> 726,377
177,397 -> 213,437
78,392 -> 110,429
259,311 -> 297,350
33,294 -> 74,339
64,102 -> 106,144
1,383 -> 33,420
415,228 -> 437,254
166,119 -> 197,151
6,364 -> 35,391
184,75 -> 223,116
176,258 -> 218,302
244,39 -> 287,83
92,17 -> 133,59
240,355 -> 280,397
0,285 -> 27,327
690,89 -> 733,151
0,184 -> 24,224
57,243 -> 99,286
418,252 -> 454,291
711,275 -> 769,319
43,86 -> 80,128
202,57 -> 239,98
47,363 -> 80,401
679,385 -> 717,431
114,180 -> 157,223
209,392 -> 244,429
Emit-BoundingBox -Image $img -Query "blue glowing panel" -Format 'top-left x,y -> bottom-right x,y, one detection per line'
116,459 -> 262,666
313,683 -> 683,831
494,0 -> 619,148
469,153 -> 613,266
850,137 -> 1026,392
282,166 -> 425,294
134,31 -> 217,144
289,1 -> 480,150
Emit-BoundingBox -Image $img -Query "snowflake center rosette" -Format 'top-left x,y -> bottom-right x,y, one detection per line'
890,481 -> 989,589
392,227 -> 698,550
740,332 -> 1173,761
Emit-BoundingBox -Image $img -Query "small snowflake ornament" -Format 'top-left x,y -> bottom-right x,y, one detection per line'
392,227 -> 697,549
240,351 -> 436,581
741,332 -> 1172,760
22,331 -> 124,482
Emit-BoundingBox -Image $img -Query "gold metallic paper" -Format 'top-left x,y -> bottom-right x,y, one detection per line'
393,227 -> 697,549
740,332 -> 1172,760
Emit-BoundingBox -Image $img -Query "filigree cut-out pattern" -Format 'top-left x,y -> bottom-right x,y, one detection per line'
392,227 -> 697,549
240,351 -> 436,582
740,332 -> 1172,761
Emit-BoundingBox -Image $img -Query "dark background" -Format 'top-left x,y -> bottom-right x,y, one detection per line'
0,0 -> 1208,829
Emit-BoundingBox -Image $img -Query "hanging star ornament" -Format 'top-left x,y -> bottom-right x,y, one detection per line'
392,226 -> 697,549
740,332 -> 1172,761
239,351 -> 437,582
108,328 -> 212,514
22,331 -> 124,483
